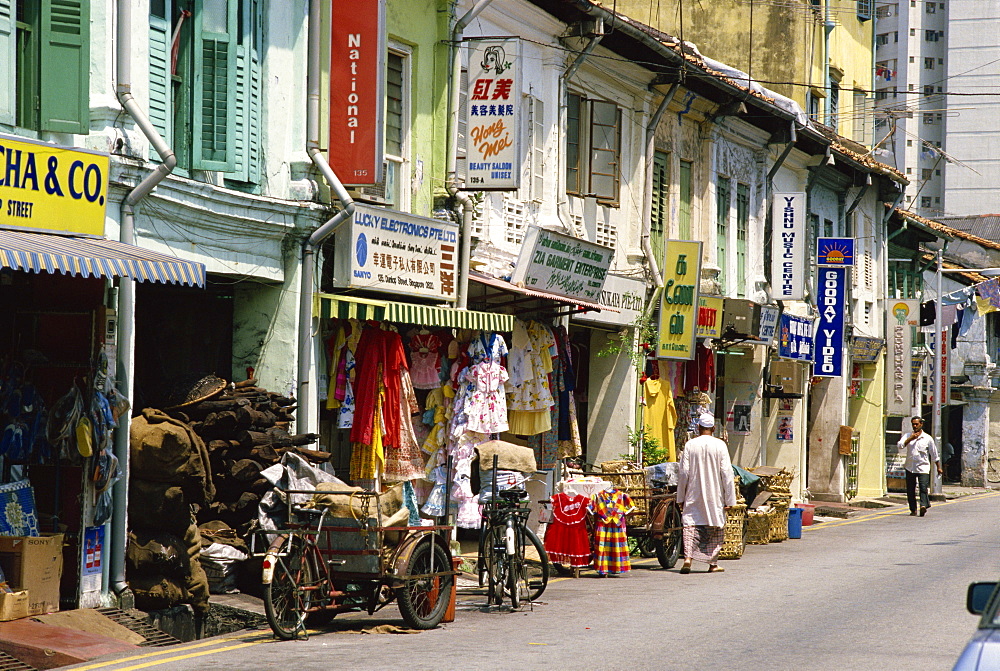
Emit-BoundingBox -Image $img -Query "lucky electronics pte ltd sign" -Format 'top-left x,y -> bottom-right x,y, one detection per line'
0,134 -> 110,236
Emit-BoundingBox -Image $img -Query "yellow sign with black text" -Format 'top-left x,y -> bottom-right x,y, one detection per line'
658,240 -> 702,360
0,134 -> 109,236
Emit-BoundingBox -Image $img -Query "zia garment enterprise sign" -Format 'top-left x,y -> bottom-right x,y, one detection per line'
338,203 -> 458,301
771,192 -> 806,301
511,227 -> 613,303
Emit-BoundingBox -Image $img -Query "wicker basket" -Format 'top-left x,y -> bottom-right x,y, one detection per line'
751,466 -> 794,494
600,461 -> 649,527
746,508 -> 772,545
718,503 -> 747,559
769,499 -> 790,542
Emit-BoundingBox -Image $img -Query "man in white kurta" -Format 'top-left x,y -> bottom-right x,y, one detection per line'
677,413 -> 736,573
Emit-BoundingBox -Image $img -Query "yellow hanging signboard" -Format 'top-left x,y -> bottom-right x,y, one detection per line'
657,240 -> 702,360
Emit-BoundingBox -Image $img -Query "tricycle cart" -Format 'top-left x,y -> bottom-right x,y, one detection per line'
254,487 -> 456,639
598,463 -> 683,569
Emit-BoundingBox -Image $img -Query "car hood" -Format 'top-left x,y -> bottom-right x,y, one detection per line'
955,628 -> 1000,671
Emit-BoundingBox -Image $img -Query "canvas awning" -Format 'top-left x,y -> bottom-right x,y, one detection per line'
314,293 -> 514,332
469,271 -> 611,314
0,229 -> 205,287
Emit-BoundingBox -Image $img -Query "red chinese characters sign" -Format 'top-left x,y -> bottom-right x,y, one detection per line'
329,0 -> 385,185
463,38 -> 520,190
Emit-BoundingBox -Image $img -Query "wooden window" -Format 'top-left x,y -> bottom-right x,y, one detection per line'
736,183 -> 749,297
678,160 -> 692,240
565,93 -> 622,203
716,177 -> 730,294
651,151 -> 669,258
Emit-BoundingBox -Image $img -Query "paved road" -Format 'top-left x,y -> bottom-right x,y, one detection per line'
69,491 -> 1000,671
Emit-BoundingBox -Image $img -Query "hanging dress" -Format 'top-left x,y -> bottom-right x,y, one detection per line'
589,488 -> 633,576
544,492 -> 591,568
409,332 -> 442,389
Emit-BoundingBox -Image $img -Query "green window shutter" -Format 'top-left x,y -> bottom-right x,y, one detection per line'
679,160 -> 692,240
0,0 -> 14,125
39,0 -> 90,134
231,0 -> 261,184
232,40 -> 249,181
651,150 -> 669,260
192,0 -> 237,172
149,3 -> 172,151
246,0 -> 262,185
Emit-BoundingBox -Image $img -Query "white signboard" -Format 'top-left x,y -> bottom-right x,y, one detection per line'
772,192 -> 807,301
511,227 -> 613,303
336,203 -> 459,300
758,305 -> 780,346
887,300 -> 918,416
464,38 -> 521,190
573,274 -> 646,326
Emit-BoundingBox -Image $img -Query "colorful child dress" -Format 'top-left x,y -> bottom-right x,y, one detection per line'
589,488 -> 633,576
544,492 -> 591,568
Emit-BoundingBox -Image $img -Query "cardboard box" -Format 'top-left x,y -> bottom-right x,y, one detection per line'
0,534 -> 64,615
0,590 -> 29,621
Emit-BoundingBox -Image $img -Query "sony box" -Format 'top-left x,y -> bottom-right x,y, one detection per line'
0,534 -> 64,615
0,590 -> 29,621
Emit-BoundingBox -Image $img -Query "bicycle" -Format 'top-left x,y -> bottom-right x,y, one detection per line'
477,487 -> 549,608
256,487 -> 455,639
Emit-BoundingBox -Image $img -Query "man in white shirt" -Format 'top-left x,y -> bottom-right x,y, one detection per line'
676,413 -> 737,574
897,416 -> 943,517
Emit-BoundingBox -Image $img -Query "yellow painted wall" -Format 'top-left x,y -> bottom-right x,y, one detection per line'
848,358 -> 887,498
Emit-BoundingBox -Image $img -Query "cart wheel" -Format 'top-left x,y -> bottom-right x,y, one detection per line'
654,502 -> 683,569
629,535 -> 656,558
522,527 -> 549,602
396,539 -> 454,630
263,535 -> 314,640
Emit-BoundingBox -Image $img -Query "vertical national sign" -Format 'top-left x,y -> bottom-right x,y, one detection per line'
329,0 -> 385,185
813,267 -> 847,377
464,38 -> 520,190
772,192 -> 806,300
887,300 -> 917,415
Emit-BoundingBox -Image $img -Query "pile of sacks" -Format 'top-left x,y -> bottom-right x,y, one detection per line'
126,409 -> 214,616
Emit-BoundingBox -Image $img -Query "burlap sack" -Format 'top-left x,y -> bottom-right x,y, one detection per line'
186,559 -> 211,617
126,530 -> 190,578
129,573 -> 188,611
130,408 -> 215,503
306,482 -> 407,526
476,440 -> 537,473
128,479 -> 192,534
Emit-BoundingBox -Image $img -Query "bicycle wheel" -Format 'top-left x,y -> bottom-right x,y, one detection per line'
507,522 -> 522,609
484,524 -> 507,605
654,502 -> 683,569
522,526 -> 549,602
396,538 -> 454,630
263,535 -> 314,639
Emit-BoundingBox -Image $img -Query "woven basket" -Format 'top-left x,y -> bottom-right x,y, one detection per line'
769,500 -> 790,542
746,508 -> 772,545
719,503 -> 747,560
752,467 -> 794,494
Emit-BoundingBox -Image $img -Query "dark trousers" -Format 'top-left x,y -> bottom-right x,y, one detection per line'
905,470 -> 931,512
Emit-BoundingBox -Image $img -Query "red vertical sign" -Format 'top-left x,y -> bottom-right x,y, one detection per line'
329,1 -> 384,185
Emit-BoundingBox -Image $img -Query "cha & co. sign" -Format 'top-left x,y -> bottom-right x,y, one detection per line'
813,267 -> 847,377
771,192 -> 806,300
511,227 -> 612,303
657,240 -> 702,360
0,134 -> 109,236
887,300 -> 917,415
463,38 -> 520,190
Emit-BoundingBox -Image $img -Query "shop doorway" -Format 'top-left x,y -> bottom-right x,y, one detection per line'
569,326 -> 590,459
945,404 -> 963,483
134,279 -> 233,409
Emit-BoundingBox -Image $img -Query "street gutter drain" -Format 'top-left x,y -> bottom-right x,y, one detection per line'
0,651 -> 36,671
97,608 -> 183,647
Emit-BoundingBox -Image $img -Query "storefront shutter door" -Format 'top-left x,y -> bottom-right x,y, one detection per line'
0,0 -> 14,125
149,4 -> 173,151
39,0 -> 90,133
192,0 -> 237,172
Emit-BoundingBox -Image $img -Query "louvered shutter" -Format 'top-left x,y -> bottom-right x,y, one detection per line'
231,0 -> 262,183
0,0 -> 14,125
531,96 -> 544,201
192,0 -> 237,172
247,0 -> 262,184
39,0 -> 90,133
149,1 -> 173,151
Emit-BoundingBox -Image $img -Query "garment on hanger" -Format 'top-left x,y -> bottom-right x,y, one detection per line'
409,331 -> 442,389
383,366 -> 426,482
589,488 -> 633,576
644,374 -> 678,461
544,492 -> 591,568
507,320 -> 555,435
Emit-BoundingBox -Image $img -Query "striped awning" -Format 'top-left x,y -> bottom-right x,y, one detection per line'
0,229 -> 205,287
314,293 -> 514,332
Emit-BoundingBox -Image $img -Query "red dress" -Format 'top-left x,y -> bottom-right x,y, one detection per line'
544,492 -> 591,568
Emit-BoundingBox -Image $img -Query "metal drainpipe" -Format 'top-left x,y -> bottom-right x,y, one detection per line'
297,0 -> 357,433
109,0 -> 179,599
446,0 -> 495,309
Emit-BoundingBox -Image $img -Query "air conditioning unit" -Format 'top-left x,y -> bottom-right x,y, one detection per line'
722,298 -> 760,337
348,162 -> 393,205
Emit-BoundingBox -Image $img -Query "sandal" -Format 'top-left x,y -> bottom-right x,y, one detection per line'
708,565 -> 725,573
679,561 -> 692,574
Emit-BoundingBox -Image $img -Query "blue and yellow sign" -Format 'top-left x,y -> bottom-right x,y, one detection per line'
657,240 -> 702,360
817,237 -> 855,266
0,134 -> 109,236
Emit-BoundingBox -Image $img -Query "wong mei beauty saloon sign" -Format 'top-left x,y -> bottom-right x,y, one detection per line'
463,38 -> 521,190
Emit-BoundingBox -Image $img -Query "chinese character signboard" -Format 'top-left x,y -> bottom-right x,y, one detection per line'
696,296 -> 724,339
887,300 -> 917,415
817,237 -> 855,266
778,313 -> 814,362
335,203 -> 458,300
511,227 -> 612,303
0,134 -> 109,235
574,274 -> 646,326
813,267 -> 847,377
658,240 -> 702,360
771,192 -> 806,300
329,0 -> 385,185
758,305 -> 780,346
464,38 -> 520,190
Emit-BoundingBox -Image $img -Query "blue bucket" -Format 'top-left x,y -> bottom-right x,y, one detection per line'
787,506 -> 803,539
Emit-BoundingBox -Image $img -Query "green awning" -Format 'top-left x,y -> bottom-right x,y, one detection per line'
314,293 -> 513,332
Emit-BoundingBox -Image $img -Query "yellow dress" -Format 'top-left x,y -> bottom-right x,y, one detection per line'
644,376 -> 678,462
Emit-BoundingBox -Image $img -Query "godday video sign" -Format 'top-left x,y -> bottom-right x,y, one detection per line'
658,240 -> 702,360
813,266 -> 847,377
